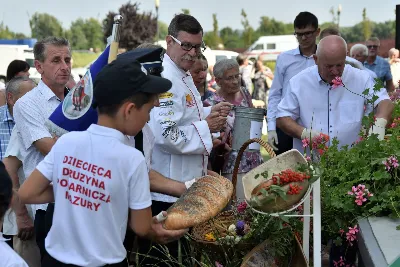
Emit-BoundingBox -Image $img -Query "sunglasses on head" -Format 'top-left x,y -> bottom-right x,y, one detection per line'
367,45 -> 379,49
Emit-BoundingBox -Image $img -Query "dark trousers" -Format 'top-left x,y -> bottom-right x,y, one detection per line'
34,203 -> 55,261
136,201 -> 190,267
42,252 -> 128,267
276,127 -> 293,155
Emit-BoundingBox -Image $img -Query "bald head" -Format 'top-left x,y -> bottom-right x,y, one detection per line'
314,35 -> 347,83
316,35 -> 347,58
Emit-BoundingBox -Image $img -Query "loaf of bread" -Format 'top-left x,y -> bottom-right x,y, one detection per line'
164,175 -> 234,230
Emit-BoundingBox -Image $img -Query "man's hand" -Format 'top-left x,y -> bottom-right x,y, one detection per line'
267,130 -> 279,150
369,118 -> 387,140
211,102 -> 232,117
205,112 -> 227,133
151,211 -> 188,244
16,211 -> 34,241
301,128 -> 322,140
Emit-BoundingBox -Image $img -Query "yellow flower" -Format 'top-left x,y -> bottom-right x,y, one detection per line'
204,232 -> 216,242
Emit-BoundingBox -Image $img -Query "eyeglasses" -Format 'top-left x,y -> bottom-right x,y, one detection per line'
224,74 -> 241,82
294,30 -> 317,38
367,45 -> 379,49
169,35 -> 205,53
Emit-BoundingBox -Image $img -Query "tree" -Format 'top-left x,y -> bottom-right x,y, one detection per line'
257,16 -> 293,36
181,9 -> 190,15
157,21 -> 168,40
220,27 -> 243,49
67,19 -> 89,50
0,22 -> 15,39
241,9 -> 255,47
362,8 -> 371,41
372,20 -> 395,39
29,12 -> 63,40
103,2 -> 157,51
204,14 -> 223,49
82,18 -> 104,49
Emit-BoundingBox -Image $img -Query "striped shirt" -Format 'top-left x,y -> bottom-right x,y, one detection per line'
0,104 -> 14,159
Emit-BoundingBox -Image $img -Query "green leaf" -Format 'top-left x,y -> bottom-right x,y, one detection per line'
279,215 -> 290,223
255,174 -> 260,179
397,225 -> 400,230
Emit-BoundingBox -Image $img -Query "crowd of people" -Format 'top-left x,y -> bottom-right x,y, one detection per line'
0,10 -> 396,267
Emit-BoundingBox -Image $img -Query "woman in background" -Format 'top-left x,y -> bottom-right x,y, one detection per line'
6,60 -> 30,82
204,59 -> 263,199
190,53 -> 214,101
252,60 -> 274,105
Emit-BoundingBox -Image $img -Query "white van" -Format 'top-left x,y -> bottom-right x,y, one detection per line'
245,35 -> 298,61
203,48 -> 238,66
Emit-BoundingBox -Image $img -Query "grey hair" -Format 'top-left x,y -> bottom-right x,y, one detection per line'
388,48 -> 399,58
213,59 -> 239,79
5,76 -> 33,97
366,37 -> 380,46
33,36 -> 70,62
350,44 -> 369,57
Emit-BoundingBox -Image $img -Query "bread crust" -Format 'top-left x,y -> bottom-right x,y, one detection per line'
164,175 -> 233,230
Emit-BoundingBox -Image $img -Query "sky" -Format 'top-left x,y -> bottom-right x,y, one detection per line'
1,0 -> 398,37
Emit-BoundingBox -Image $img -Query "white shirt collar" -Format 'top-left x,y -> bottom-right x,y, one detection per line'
37,80 -> 60,101
87,124 -> 126,143
163,54 -> 191,77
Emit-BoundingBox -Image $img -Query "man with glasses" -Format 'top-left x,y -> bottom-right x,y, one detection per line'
365,37 -> 395,92
144,14 -> 231,266
267,11 -> 320,155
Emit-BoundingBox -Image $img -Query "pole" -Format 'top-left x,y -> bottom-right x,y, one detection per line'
156,7 -> 159,41
396,5 -> 400,50
155,0 -> 160,41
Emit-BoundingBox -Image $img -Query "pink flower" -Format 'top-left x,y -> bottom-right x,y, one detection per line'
302,138 -> 310,148
339,228 -> 345,235
348,184 -> 372,206
383,156 -> 399,172
391,123 -> 397,128
346,225 -> 359,244
305,156 -> 311,162
355,199 -> 363,206
333,256 -> 346,267
237,201 -> 247,213
215,261 -> 223,267
357,184 -> 365,190
331,76 -> 343,89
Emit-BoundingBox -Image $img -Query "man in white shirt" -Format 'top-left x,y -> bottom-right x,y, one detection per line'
267,12 -> 320,155
13,36 -> 72,260
145,14 -> 231,266
276,35 -> 393,152
2,77 -> 39,267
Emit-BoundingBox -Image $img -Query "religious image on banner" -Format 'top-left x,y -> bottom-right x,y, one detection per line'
62,70 -> 93,119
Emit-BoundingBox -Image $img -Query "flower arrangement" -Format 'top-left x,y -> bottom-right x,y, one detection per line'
302,77 -> 400,265
198,200 -> 303,267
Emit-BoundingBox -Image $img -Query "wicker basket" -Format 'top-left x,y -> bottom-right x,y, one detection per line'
190,138 -> 276,253
240,235 -> 307,267
242,149 -> 310,214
